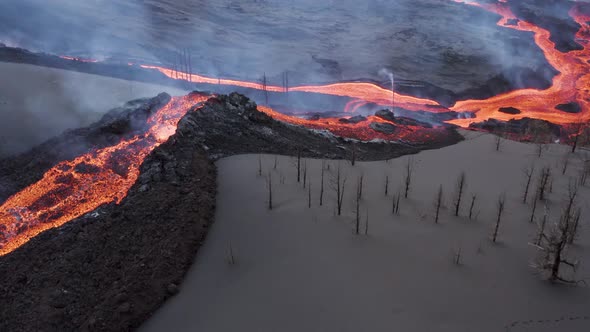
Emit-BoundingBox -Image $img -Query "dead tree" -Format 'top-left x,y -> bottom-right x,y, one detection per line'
568,208 -> 582,244
355,178 -> 361,235
492,193 -> 506,243
258,155 -> 262,176
536,167 -> 551,201
434,185 -> 443,224
319,160 -> 325,206
297,149 -> 301,183
534,207 -> 582,284
274,156 -> 278,170
266,172 -> 273,210
385,175 -> 389,196
495,135 -> 502,151
529,191 -> 539,224
522,164 -> 535,203
303,161 -> 308,189
468,194 -> 477,220
350,144 -> 357,166
453,246 -> 462,265
404,157 -> 414,198
562,153 -> 570,175
308,183 -> 312,208
535,203 -> 549,246
571,119 -> 586,153
454,171 -> 466,217
331,163 -> 347,216
358,174 -> 364,199
262,72 -> 268,105
392,190 -> 401,215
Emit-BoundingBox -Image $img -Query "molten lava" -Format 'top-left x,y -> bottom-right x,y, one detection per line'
0,94 -> 209,255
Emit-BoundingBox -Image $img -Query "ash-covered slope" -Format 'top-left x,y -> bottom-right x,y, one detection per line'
0,92 -> 462,332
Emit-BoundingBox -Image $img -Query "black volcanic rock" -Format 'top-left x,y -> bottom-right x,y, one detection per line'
498,107 -> 521,115
393,117 -> 433,128
338,115 -> 367,124
469,117 -> 562,137
556,102 -> 581,114
505,18 -> 519,26
369,122 -> 398,135
375,109 -> 395,122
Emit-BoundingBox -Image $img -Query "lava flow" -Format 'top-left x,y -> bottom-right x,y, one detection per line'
0,94 -> 209,255
447,1 -> 590,127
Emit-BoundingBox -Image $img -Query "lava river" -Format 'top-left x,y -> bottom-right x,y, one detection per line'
0,94 -> 209,255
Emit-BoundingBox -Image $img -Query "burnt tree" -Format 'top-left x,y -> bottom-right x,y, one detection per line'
404,157 -> 414,199
453,171 -> 466,217
522,164 -> 535,203
434,185 -> 443,224
492,193 -> 506,243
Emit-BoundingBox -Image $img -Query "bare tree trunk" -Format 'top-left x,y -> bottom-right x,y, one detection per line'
562,154 -> 570,175
334,163 -> 347,216
274,156 -> 278,170
537,167 -> 551,201
355,179 -> 361,235
435,185 -> 443,224
262,72 -> 268,105
572,121 -> 584,153
495,135 -> 502,151
395,191 -> 401,214
351,144 -> 357,166
308,183 -> 312,209
267,172 -> 273,210
358,175 -> 364,199
258,155 -> 262,176
404,158 -> 414,198
523,164 -> 535,203
535,207 -> 548,246
385,175 -> 389,196
454,171 -> 466,217
297,149 -> 301,183
303,161 -> 308,189
320,160 -> 325,206
468,194 -> 477,220
492,194 -> 505,242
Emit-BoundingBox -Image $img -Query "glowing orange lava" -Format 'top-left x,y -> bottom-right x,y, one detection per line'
0,94 -> 209,255
448,1 -> 590,126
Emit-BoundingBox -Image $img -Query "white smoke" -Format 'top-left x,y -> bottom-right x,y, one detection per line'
378,68 -> 395,112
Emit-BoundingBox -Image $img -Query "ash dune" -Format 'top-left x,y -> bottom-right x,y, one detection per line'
142,132 -> 590,332
0,62 -> 186,156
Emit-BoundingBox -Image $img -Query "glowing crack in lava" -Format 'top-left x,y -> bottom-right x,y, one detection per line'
0,94 -> 209,255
